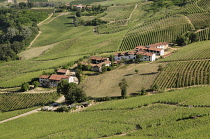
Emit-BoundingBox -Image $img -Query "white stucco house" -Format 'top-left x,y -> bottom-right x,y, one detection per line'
38,72 -> 78,87
114,50 -> 156,62
135,42 -> 168,56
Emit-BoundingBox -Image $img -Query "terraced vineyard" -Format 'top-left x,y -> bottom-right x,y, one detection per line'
153,60 -> 210,89
120,15 -> 193,51
1,87 -> 210,138
159,40 -> 210,62
179,2 -> 205,14
0,92 -> 59,112
197,0 -> 210,11
187,13 -> 210,29
197,28 -> 210,41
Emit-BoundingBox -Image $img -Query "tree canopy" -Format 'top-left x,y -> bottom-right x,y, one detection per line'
57,80 -> 87,103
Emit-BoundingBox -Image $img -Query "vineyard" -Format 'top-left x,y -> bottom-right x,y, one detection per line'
153,60 -> 210,89
0,92 -> 59,112
97,4 -> 135,34
187,13 -> 210,29
197,0 -> 210,11
197,27 -> 210,41
1,87 -> 210,138
159,40 -> 210,62
119,15 -> 193,51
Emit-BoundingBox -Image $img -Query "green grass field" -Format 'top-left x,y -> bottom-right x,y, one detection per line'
1,87 -> 210,138
0,106 -> 40,121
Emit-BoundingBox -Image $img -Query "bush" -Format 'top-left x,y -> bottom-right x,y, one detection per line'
57,106 -> 69,112
21,82 -> 30,92
33,81 -> 40,88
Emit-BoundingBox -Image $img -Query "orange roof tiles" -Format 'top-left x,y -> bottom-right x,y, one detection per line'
149,42 -> 168,48
49,74 -> 70,81
57,69 -> 68,73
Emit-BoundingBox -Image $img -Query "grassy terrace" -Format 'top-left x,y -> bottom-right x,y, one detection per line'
1,87 -> 210,138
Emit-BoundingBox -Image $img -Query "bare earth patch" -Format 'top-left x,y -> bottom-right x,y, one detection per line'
18,43 -> 56,60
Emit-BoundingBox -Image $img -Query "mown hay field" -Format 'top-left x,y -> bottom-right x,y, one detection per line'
80,63 -> 161,97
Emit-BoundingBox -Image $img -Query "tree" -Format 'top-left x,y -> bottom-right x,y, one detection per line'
140,87 -> 147,95
57,80 -> 87,103
19,2 -> 27,9
76,69 -> 83,83
135,69 -> 139,74
32,81 -> 40,88
21,82 -> 30,92
76,11 -> 81,17
136,54 -> 143,63
119,78 -> 128,98
189,32 -> 198,43
157,65 -> 164,72
175,35 -> 186,46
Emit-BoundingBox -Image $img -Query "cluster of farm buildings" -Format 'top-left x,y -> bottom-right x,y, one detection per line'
39,69 -> 78,88
38,42 -> 168,87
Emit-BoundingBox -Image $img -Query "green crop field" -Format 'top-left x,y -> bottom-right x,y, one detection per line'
1,87 -> 210,138
0,92 -> 59,112
0,106 -> 40,121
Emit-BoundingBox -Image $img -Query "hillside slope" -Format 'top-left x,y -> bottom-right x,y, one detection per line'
1,86 -> 210,138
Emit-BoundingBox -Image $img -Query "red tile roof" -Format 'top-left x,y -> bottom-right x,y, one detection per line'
128,51 -> 136,55
149,42 -> 168,48
148,47 -> 162,51
39,75 -> 50,79
49,74 -> 70,81
57,69 -> 68,73
90,56 -> 108,61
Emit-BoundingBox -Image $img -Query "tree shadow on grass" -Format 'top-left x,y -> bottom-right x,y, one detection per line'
124,73 -> 133,76
140,72 -> 158,75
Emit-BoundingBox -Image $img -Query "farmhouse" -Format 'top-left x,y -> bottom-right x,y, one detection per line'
73,4 -> 92,9
80,56 -> 111,72
57,69 -> 71,75
114,42 -> 168,62
135,42 -> 168,56
39,73 -> 78,87
114,50 -> 156,62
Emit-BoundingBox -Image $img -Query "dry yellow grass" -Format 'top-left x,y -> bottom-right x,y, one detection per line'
18,44 -> 56,60
80,62 -> 162,97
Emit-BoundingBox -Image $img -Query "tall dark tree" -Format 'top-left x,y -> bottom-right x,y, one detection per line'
119,78 -> 128,98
